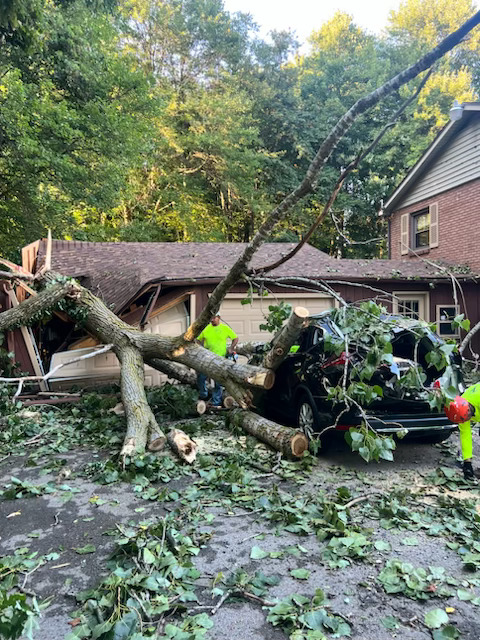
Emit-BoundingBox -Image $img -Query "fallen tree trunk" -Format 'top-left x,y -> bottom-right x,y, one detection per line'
166,429 -> 197,463
263,306 -> 309,370
145,358 -> 197,386
228,409 -> 308,459
2,16 -> 479,461
236,341 -> 265,357
117,345 -> 164,456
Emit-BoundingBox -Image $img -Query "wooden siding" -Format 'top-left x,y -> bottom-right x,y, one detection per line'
400,118 -> 480,208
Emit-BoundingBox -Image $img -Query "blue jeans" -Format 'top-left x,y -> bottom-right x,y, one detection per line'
197,373 -> 223,406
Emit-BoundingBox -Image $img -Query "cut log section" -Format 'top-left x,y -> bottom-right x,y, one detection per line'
263,306 -> 309,370
223,395 -> 235,409
196,399 -> 207,415
149,431 -> 167,452
228,409 -> 308,459
166,428 -> 197,464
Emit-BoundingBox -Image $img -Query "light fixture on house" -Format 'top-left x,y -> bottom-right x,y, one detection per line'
449,100 -> 464,122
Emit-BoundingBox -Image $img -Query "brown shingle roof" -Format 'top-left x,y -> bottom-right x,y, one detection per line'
36,241 -> 334,312
35,240 -> 475,313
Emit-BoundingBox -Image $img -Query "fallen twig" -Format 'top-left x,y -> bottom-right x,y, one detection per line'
211,589 -> 232,615
239,590 -> 276,607
340,492 -> 385,510
223,508 -> 262,518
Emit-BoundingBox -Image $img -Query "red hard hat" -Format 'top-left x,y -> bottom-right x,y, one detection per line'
445,396 -> 471,423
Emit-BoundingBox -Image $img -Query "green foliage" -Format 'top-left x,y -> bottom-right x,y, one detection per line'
345,425 -> 396,463
0,0 -> 156,257
0,476 -> 57,499
378,560 -> 456,599
0,590 -> 40,640
322,531 -> 372,569
0,546 -> 58,638
266,589 -> 351,638
2,0 -> 476,255
424,608 -> 449,629
259,301 -> 293,333
146,384 -> 201,420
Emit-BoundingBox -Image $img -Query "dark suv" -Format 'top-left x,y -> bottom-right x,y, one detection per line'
255,312 -> 463,444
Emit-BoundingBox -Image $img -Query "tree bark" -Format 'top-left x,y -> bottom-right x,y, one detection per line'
263,306 -> 309,370
0,281 -> 75,330
145,357 -> 197,386
228,409 -> 308,459
117,345 -> 165,457
236,341 -> 265,357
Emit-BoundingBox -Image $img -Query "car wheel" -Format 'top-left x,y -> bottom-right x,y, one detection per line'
297,396 -> 317,439
297,395 -> 334,452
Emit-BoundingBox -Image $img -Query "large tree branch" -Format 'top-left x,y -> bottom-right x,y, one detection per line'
460,321 -> 480,356
117,345 -> 165,457
257,67 -> 435,273
183,13 -> 480,339
145,358 -> 197,386
0,281 -> 75,331
263,306 -> 309,370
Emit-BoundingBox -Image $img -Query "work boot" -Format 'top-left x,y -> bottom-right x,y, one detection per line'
463,461 -> 478,483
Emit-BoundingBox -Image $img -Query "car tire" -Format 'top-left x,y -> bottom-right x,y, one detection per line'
297,396 -> 318,438
296,395 -> 333,452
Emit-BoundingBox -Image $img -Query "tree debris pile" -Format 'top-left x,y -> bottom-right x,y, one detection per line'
1,395 -> 480,639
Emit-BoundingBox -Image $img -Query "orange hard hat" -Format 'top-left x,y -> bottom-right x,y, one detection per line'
445,396 -> 471,423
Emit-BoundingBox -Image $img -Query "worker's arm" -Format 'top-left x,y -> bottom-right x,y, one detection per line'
228,337 -> 238,354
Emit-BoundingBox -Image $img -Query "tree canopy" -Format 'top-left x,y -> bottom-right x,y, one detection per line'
0,0 -> 478,259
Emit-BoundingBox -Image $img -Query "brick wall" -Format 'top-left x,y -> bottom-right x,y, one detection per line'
389,177 -> 480,270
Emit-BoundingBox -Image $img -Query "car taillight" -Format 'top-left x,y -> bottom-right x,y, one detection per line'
322,352 -> 348,368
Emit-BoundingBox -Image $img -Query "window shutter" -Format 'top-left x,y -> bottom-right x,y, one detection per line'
400,213 -> 409,255
429,203 -> 439,248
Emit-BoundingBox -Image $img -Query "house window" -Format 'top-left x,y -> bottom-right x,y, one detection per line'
399,299 -> 420,319
393,292 -> 429,321
436,305 -> 460,338
399,203 -> 438,256
413,210 -> 430,248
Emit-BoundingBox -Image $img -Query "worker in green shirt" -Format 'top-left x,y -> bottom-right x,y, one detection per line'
445,383 -> 480,481
197,314 -> 238,407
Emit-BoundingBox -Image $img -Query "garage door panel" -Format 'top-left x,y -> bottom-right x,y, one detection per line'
219,296 -> 335,342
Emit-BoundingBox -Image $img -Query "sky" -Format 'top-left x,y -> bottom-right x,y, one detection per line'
222,0 -> 403,44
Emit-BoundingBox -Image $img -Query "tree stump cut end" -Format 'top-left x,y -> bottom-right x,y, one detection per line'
290,432 -> 309,458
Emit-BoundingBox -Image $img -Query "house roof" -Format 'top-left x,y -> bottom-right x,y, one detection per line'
36,240 -> 335,312
35,239 -> 472,313
383,102 -> 480,215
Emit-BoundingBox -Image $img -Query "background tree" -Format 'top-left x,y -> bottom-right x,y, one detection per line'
0,0 -> 155,258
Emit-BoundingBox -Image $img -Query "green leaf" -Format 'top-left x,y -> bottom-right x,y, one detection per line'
381,615 -> 400,630
374,540 -> 391,552
432,625 -> 460,640
290,568 -> 310,580
143,547 -> 156,564
113,611 -> 138,639
250,546 -> 268,560
401,537 -> 419,546
74,544 -> 96,555
424,609 -> 449,629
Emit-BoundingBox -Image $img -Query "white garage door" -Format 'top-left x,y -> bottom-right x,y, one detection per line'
218,294 -> 335,342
